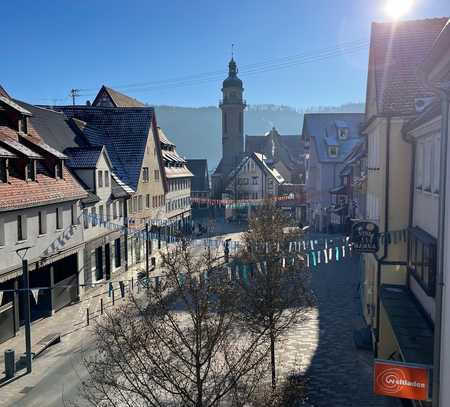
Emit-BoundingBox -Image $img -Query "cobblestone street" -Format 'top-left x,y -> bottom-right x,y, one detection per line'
276,253 -> 398,407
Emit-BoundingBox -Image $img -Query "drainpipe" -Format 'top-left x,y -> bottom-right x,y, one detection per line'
374,116 -> 392,358
432,87 -> 449,407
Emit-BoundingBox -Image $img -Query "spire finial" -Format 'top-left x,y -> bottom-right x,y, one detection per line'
231,43 -> 234,59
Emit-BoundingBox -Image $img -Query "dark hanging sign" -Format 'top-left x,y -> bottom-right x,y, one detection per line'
351,221 -> 380,253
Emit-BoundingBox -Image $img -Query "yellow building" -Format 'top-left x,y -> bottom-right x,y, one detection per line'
361,18 -> 448,374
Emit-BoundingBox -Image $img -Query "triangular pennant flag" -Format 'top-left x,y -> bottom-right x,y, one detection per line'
282,257 -> 286,268
325,240 -> 328,249
306,253 -> 310,268
311,240 -> 315,250
317,251 -> 321,264
335,246 -> 339,261
342,245 -> 346,257
312,252 -> 317,267
31,288 -> 40,303
324,249 -> 328,264
329,248 -> 332,260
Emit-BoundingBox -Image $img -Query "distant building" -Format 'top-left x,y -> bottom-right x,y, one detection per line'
301,113 -> 364,232
245,126 -> 304,184
211,58 -> 246,198
186,159 -> 210,206
222,152 -> 284,219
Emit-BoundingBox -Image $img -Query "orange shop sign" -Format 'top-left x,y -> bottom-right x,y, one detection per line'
374,360 -> 431,401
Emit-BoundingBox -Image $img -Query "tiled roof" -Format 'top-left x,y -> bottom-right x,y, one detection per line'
50,105 -> 154,192
0,165 -> 87,211
186,159 -> 209,191
302,113 -> 364,163
369,18 -> 448,115
0,133 -> 43,159
164,166 -> 194,179
93,86 -> 145,108
19,134 -> 68,159
65,146 -> 103,168
0,145 -> 16,158
0,85 -> 10,99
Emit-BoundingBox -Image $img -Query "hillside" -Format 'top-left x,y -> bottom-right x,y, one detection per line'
155,103 -> 364,170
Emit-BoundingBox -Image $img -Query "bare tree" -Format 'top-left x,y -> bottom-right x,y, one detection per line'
78,240 -> 269,407
235,202 -> 313,390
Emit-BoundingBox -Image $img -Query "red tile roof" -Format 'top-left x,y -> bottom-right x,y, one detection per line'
369,18 -> 448,115
0,115 -> 87,211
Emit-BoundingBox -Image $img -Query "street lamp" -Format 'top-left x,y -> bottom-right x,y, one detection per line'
16,246 -> 32,374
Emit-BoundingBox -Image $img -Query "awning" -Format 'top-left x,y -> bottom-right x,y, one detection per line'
381,284 -> 434,365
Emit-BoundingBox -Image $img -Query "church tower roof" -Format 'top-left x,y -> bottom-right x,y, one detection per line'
223,57 -> 243,89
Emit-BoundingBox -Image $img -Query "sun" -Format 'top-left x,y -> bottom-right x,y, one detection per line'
384,0 -> 414,19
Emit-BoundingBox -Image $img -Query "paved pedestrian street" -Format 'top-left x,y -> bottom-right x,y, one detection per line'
275,253 -> 398,407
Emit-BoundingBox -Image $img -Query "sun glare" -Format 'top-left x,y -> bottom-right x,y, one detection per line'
384,0 -> 414,19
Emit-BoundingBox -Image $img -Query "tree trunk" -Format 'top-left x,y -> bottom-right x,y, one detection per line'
270,326 -> 276,389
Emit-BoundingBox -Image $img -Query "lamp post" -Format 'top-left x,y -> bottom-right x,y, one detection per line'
16,246 -> 32,374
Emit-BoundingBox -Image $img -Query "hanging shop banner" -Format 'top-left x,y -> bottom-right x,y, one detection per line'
351,221 -> 380,253
374,360 -> 431,401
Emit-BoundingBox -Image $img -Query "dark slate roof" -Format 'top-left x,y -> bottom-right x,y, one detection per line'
65,146 -> 103,168
93,86 -> 145,108
369,18 -> 448,115
186,159 -> 209,191
302,113 -> 364,163
245,128 -> 303,171
15,101 -> 89,152
48,105 -> 154,192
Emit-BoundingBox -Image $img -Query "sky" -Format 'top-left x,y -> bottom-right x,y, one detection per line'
1,0 -> 448,109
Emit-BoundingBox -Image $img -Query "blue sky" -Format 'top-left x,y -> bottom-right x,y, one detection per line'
1,0 -> 448,108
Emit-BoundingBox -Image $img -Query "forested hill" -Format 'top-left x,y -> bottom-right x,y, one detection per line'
155,102 -> 364,170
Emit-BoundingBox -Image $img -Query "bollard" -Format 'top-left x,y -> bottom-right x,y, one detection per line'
86,308 -> 90,326
4,349 -> 15,379
112,289 -> 115,305
131,277 -> 134,291
100,298 -> 103,315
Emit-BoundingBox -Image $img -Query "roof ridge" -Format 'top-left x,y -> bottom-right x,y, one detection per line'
372,17 -> 449,26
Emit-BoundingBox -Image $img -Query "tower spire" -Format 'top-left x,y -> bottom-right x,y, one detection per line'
231,43 -> 234,59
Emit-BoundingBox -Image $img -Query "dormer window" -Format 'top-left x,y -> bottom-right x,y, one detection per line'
338,128 -> 348,140
328,146 -> 338,158
19,117 -> 28,134
26,159 -> 36,181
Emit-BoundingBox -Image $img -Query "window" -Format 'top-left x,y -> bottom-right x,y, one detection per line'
138,195 -> 143,212
55,161 -> 63,179
133,196 -> 137,213
142,167 -> 149,183
38,210 -> 47,234
114,238 -> 121,268
95,246 -> 104,280
17,215 -> 27,241
252,176 -> 258,185
71,203 -> 78,226
338,128 -> 348,140
408,229 -> 436,296
119,201 -> 123,218
83,208 -> 89,229
19,117 -> 28,134
433,137 -> 440,193
154,170 -> 160,181
91,207 -> 97,226
98,170 -> 103,188
104,170 -> 110,187
26,160 -> 35,181
328,146 -> 338,157
106,204 -> 111,221
99,205 -> 104,224
239,177 -> 249,185
423,142 -> 431,191
0,159 -> 6,183
113,202 -> 118,219
56,207 -> 63,230
416,143 -> 423,189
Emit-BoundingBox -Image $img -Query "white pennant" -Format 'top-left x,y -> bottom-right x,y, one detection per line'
324,249 -> 328,263
31,288 -> 40,303
342,245 -> 346,257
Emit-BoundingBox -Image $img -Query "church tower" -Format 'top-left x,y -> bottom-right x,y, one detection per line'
219,57 -> 246,175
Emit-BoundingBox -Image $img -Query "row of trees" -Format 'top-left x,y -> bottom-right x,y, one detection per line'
77,204 -> 313,407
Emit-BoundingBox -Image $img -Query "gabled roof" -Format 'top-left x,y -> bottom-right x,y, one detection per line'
0,145 -> 17,158
0,85 -> 10,99
92,86 -> 145,108
0,96 -> 32,116
48,105 -> 155,192
368,18 -> 448,116
302,113 -> 364,163
186,159 -> 209,191
0,133 -> 43,159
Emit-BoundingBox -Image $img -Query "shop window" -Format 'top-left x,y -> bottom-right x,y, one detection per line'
408,229 -> 436,296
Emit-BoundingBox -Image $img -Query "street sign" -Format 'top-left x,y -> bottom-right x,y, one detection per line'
351,221 -> 380,253
374,360 -> 432,401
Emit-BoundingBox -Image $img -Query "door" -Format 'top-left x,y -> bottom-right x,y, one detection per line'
105,244 -> 111,280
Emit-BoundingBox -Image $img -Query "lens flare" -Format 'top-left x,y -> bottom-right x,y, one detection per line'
384,0 -> 414,19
